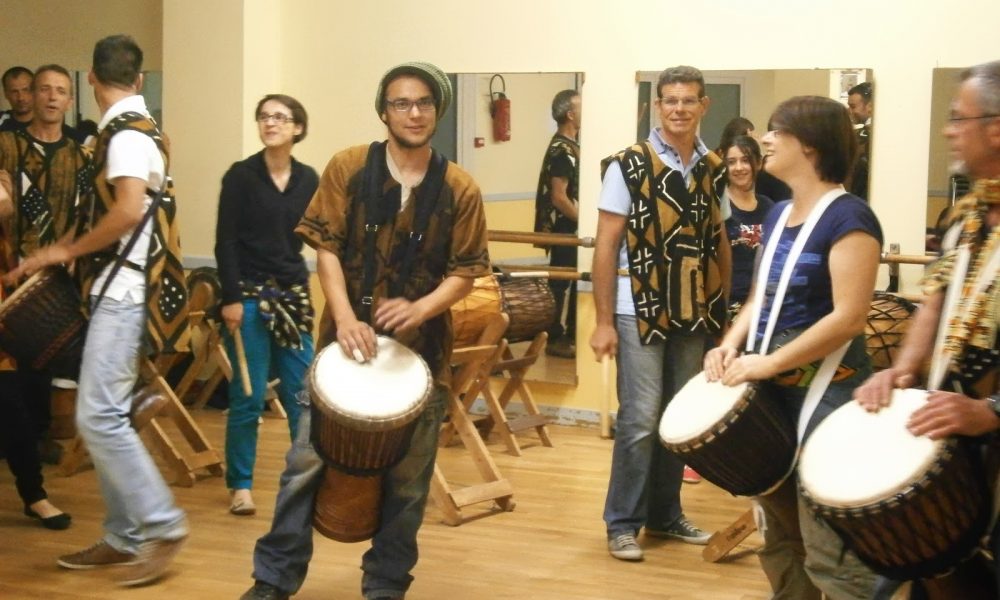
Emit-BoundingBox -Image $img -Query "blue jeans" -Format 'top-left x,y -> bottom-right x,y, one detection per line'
77,297 -> 187,554
252,386 -> 447,598
224,298 -> 313,490
603,315 -> 706,537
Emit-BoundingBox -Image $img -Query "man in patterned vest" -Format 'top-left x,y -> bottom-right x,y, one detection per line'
590,65 -> 730,561
534,89 -> 581,358
856,60 -> 1000,598
13,34 -> 189,587
0,64 -> 93,465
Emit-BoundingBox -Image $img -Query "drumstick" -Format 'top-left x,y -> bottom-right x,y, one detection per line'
233,329 -> 253,397
600,354 -> 612,439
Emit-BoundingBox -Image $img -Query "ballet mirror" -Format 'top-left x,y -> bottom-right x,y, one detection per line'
434,72 -> 583,386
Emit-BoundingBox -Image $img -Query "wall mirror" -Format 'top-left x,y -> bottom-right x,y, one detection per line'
436,72 -> 583,386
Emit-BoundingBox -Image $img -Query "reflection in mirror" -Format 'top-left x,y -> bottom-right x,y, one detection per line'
637,68 -> 874,202
436,72 -> 583,386
926,68 -> 966,254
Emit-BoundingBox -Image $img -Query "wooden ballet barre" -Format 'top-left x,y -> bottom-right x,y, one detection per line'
880,253 -> 935,266
494,265 -> 591,282
488,230 -> 595,248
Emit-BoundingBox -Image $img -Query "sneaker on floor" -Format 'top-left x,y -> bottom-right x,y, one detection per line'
57,540 -> 140,570
646,515 -> 712,545
118,535 -> 187,587
682,465 -> 702,484
607,533 -> 643,561
241,581 -> 290,600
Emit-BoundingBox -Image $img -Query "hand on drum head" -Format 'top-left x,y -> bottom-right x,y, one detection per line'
4,243 -> 71,286
589,323 -> 617,362
703,344 -> 739,382
719,353 -> 775,387
336,317 -> 377,363
907,391 -> 1000,439
374,297 -> 429,335
853,367 -> 916,412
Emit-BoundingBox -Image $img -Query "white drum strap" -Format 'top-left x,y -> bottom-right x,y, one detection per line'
747,187 -> 846,354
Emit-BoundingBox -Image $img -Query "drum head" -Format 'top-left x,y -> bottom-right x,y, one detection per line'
0,267 -> 55,315
659,371 -> 749,445
799,388 -> 940,508
310,336 -> 431,431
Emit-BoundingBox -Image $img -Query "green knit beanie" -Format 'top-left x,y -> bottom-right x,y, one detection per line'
375,62 -> 452,119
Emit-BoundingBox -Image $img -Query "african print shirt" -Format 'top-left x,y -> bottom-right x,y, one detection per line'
296,144 -> 491,388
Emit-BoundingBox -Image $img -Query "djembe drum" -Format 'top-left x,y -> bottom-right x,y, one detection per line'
865,293 -> 916,371
309,336 -> 432,542
450,274 -> 502,347
450,273 -> 556,347
0,266 -> 85,372
659,371 -> 797,496
498,276 -> 556,343
799,389 -> 990,582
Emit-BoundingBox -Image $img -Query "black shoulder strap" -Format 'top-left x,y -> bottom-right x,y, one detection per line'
389,150 -> 447,298
359,141 -> 387,324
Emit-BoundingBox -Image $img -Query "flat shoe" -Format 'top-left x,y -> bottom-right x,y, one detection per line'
230,498 -> 256,516
25,507 -> 72,530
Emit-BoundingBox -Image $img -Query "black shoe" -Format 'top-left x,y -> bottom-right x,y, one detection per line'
24,506 -> 72,530
241,581 -> 290,600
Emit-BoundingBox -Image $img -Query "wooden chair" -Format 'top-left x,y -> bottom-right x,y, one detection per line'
478,331 -> 554,456
430,313 -> 516,525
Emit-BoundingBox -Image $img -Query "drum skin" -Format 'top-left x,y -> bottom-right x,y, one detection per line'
0,266 -> 85,372
864,293 -> 916,371
799,394 -> 990,581
308,337 -> 431,543
659,373 -> 797,497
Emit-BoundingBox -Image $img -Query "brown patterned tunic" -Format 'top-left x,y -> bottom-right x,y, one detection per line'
296,144 -> 490,388
0,129 -> 91,264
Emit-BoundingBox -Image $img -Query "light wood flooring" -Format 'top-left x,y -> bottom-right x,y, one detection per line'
0,408 -> 771,599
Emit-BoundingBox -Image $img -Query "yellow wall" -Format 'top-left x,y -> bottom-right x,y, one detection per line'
5,0 -> 999,417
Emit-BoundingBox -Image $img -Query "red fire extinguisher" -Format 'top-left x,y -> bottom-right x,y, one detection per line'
489,74 -> 511,142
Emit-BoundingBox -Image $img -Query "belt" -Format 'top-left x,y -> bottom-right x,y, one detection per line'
617,268 -> 629,276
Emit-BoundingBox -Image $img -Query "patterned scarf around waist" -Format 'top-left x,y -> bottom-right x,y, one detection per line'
241,278 -> 314,349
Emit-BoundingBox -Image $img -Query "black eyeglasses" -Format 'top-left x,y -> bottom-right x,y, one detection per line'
385,97 -> 436,113
257,113 -> 295,124
948,113 -> 999,123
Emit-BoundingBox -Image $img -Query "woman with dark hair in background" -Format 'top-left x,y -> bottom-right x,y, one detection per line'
719,135 -> 774,317
714,116 -> 791,202
215,94 -> 318,516
704,96 -> 882,599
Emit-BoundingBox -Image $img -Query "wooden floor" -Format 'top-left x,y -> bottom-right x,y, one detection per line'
0,408 -> 771,599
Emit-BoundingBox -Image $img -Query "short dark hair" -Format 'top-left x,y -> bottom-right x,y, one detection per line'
2,66 -> 33,89
723,135 -> 763,179
657,65 -> 705,99
551,89 -> 579,124
716,116 -> 755,155
33,64 -> 73,95
255,94 -> 308,144
768,95 -> 858,184
92,34 -> 143,88
960,60 -> 1000,118
848,81 -> 873,102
